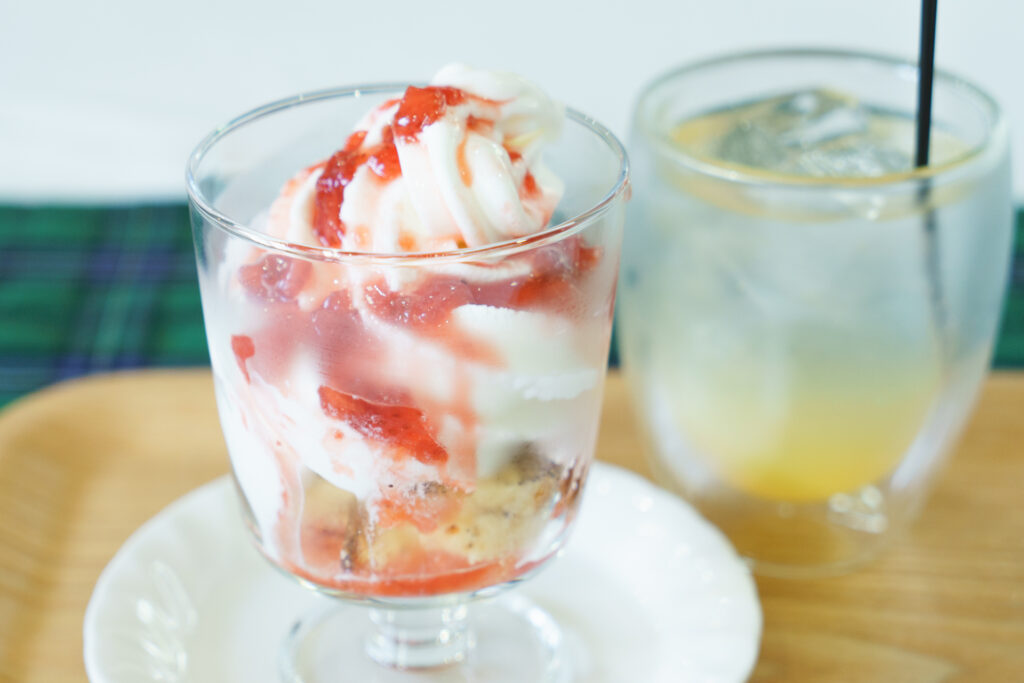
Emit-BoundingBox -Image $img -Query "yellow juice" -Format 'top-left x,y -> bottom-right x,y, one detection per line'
665,352 -> 940,502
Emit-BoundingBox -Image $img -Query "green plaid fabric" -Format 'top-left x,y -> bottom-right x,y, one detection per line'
0,204 -> 207,407
998,212 -> 1024,363
0,205 -> 1021,408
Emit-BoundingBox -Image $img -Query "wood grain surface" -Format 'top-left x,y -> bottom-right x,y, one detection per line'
0,369 -> 1021,682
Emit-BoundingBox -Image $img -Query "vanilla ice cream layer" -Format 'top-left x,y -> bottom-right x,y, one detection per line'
216,290 -> 601,517
212,375 -> 286,555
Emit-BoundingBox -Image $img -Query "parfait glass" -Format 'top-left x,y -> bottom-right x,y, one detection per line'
186,84 -> 628,681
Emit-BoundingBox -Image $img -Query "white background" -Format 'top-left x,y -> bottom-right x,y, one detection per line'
2,0 -> 1020,202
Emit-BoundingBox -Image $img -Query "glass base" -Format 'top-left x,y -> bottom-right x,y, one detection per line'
279,593 -> 570,682
693,483 -> 908,578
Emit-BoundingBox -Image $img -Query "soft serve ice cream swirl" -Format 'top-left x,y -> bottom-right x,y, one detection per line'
208,65 -> 615,597
269,64 -> 565,252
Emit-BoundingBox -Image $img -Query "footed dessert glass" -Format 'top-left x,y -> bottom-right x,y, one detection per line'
186,84 -> 628,681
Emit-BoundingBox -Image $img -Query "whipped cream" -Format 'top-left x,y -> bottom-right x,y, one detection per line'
268,64 -> 565,253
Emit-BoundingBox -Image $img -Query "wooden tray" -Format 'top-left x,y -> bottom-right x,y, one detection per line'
1,369 -> 1022,681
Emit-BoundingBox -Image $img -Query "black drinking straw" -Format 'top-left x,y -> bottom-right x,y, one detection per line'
916,0 -> 938,167
916,0 -> 946,342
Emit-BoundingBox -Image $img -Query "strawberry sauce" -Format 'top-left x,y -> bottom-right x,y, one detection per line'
239,254 -> 312,303
313,129 -> 402,248
230,335 -> 255,383
311,84 -> 503,249
393,86 -> 467,141
318,385 -> 448,465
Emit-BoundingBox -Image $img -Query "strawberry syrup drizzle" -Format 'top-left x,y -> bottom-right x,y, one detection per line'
521,171 -> 540,199
231,335 -> 255,383
310,289 -> 399,404
284,553 -> 531,598
236,255 -> 314,386
230,365 -> 306,563
393,86 -> 467,141
466,237 -> 602,313
456,136 -> 472,186
311,85 -> 504,248
312,129 -> 402,248
239,254 -> 313,303
312,86 -> 465,248
299,516 -> 351,573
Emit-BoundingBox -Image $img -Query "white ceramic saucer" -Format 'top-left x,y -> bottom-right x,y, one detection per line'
83,463 -> 761,682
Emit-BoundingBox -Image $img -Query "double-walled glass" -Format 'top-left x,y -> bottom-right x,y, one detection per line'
187,85 -> 627,680
619,49 -> 1012,577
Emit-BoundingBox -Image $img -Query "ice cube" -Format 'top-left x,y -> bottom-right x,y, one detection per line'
711,89 -> 912,178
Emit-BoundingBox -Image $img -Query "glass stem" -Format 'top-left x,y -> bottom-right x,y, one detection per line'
365,603 -> 473,670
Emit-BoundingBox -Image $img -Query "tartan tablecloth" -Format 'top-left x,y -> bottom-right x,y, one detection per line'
0,204 -> 1021,408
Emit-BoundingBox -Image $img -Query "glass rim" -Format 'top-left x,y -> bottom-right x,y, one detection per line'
633,47 -> 1007,191
185,83 -> 630,265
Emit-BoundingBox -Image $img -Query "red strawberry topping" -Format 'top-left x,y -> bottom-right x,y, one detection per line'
230,335 -> 255,383
393,86 -> 467,142
318,385 -> 447,465
239,254 -> 312,303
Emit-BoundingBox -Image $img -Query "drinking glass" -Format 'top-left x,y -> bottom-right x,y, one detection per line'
186,84 -> 628,680
618,49 -> 1012,577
